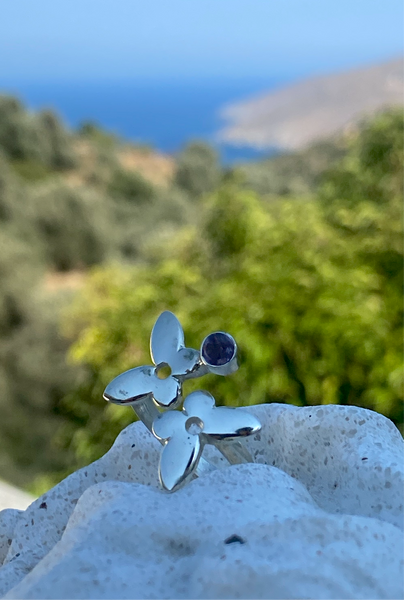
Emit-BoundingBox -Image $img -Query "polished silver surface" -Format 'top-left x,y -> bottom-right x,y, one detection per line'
152,390 -> 261,492
104,311 -> 240,412
103,310 -> 260,492
151,311 -> 208,380
103,311 -> 200,411
104,365 -> 181,408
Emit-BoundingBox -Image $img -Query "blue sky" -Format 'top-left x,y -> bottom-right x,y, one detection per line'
0,0 -> 402,83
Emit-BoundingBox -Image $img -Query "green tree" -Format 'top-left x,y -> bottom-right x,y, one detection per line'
29,182 -> 115,271
108,168 -> 156,204
1,105 -> 401,490
0,222 -> 79,486
0,97 -> 40,162
0,97 -> 201,488
58,185 -> 396,468
0,96 -> 76,171
238,138 -> 347,197
35,110 -> 77,170
174,141 -> 221,197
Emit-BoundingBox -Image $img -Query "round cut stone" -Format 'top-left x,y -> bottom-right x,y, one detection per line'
201,332 -> 235,366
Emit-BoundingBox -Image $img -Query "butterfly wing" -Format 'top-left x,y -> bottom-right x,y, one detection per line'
150,311 -> 184,366
159,431 -> 202,492
150,311 -> 204,379
103,365 -> 180,407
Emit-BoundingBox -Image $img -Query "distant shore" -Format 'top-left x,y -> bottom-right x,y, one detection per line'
218,58 -> 403,150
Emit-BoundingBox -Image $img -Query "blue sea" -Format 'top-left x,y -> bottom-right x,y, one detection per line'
1,77 -> 287,164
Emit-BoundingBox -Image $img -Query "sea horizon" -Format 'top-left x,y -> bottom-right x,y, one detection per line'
0,76 -> 288,164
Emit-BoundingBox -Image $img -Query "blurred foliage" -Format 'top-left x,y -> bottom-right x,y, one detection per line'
10,159 -> 52,182
321,110 -> 403,209
0,95 -> 402,491
29,182 -> 115,271
78,121 -> 120,148
78,122 -> 152,155
108,168 -> 156,204
0,96 -> 200,486
238,138 -> 347,197
0,152 -> 80,485
56,109 -> 403,473
175,141 -> 221,197
0,96 -> 77,171
56,185 -> 378,462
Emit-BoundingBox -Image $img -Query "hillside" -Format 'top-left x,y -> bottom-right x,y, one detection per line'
219,58 -> 403,150
0,96 -> 223,486
56,108 -> 403,486
0,95 -> 402,492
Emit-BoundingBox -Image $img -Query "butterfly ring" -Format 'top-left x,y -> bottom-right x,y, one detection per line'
104,311 -> 261,491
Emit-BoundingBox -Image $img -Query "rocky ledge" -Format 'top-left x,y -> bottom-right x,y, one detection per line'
0,403 -> 402,599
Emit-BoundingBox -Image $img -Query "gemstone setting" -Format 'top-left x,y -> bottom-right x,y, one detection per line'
201,332 -> 236,367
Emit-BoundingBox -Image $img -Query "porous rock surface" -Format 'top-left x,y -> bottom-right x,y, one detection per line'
0,403 -> 403,599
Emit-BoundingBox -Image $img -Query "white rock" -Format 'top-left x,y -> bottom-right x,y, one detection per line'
0,510 -> 22,566
0,423 -> 162,597
0,481 -> 34,565
242,403 -> 404,528
0,404 -> 402,599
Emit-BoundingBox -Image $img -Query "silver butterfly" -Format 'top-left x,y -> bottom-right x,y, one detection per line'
103,311 -> 209,409
152,390 -> 262,491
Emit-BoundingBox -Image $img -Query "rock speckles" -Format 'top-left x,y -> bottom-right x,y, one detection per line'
0,403 -> 402,599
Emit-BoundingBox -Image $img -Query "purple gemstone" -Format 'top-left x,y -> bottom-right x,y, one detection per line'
201,332 -> 235,366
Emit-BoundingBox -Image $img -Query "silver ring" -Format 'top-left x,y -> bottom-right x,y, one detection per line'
103,311 -> 261,492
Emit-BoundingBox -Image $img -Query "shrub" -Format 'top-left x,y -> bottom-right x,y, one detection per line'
174,141 -> 221,197
55,110 -> 403,472
29,182 -> 114,271
108,168 -> 156,204
0,96 -> 76,170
